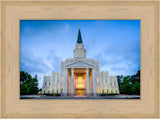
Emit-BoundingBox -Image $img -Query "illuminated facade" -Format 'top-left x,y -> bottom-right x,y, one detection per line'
42,28 -> 119,97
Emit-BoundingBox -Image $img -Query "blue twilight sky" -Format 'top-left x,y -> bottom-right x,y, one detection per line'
20,20 -> 140,88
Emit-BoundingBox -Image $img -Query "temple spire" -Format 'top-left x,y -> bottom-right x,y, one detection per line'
77,26 -> 83,43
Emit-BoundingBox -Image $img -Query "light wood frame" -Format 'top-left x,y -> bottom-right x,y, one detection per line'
0,0 -> 159,118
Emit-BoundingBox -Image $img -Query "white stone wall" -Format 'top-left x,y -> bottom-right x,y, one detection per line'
42,76 -> 51,93
42,72 -> 60,94
100,72 -> 108,93
51,72 -> 60,94
109,76 -> 119,94
60,61 -> 65,94
95,61 -> 101,94
100,71 -> 119,94
73,44 -> 86,59
42,65 -> 120,95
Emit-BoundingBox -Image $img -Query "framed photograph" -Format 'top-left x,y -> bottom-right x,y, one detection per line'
20,20 -> 140,99
0,0 -> 159,118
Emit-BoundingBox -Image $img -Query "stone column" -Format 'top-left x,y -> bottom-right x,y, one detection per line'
86,68 -> 90,96
71,68 -> 74,97
92,68 -> 97,97
64,68 -> 68,97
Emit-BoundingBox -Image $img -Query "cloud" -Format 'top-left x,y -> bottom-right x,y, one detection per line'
20,48 -> 62,88
90,48 -> 140,76
20,20 -> 140,88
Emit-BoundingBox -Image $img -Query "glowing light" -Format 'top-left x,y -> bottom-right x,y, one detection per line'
97,77 -> 99,82
76,77 -> 85,89
98,88 -> 100,94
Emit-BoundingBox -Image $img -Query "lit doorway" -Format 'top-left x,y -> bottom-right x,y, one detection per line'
75,76 -> 85,96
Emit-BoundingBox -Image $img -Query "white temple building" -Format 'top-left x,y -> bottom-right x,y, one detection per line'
42,27 -> 119,97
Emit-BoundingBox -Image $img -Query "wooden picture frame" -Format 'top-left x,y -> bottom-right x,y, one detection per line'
0,0 -> 159,118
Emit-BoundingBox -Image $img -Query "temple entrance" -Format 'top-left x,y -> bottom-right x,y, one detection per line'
75,76 -> 85,96
67,68 -> 93,97
76,89 -> 85,96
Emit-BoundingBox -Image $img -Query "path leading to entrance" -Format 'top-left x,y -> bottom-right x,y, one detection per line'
20,95 -> 140,99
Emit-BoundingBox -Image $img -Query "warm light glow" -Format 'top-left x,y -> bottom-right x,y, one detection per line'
98,88 -> 100,94
97,77 -> 99,82
76,77 -> 85,89
78,77 -> 82,82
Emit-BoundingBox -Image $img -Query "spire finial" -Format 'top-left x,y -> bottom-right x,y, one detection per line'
77,26 -> 83,43
79,25 -> 80,29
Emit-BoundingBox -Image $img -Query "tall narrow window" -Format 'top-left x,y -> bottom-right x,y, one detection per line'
98,88 -> 100,94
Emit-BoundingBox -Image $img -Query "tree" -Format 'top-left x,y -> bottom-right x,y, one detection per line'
20,82 -> 29,95
130,70 -> 140,84
28,75 -> 39,94
119,70 -> 140,95
132,81 -> 140,95
20,71 -> 32,86
117,75 -> 123,87
20,71 -> 39,95
120,76 -> 133,94
39,88 -> 42,92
